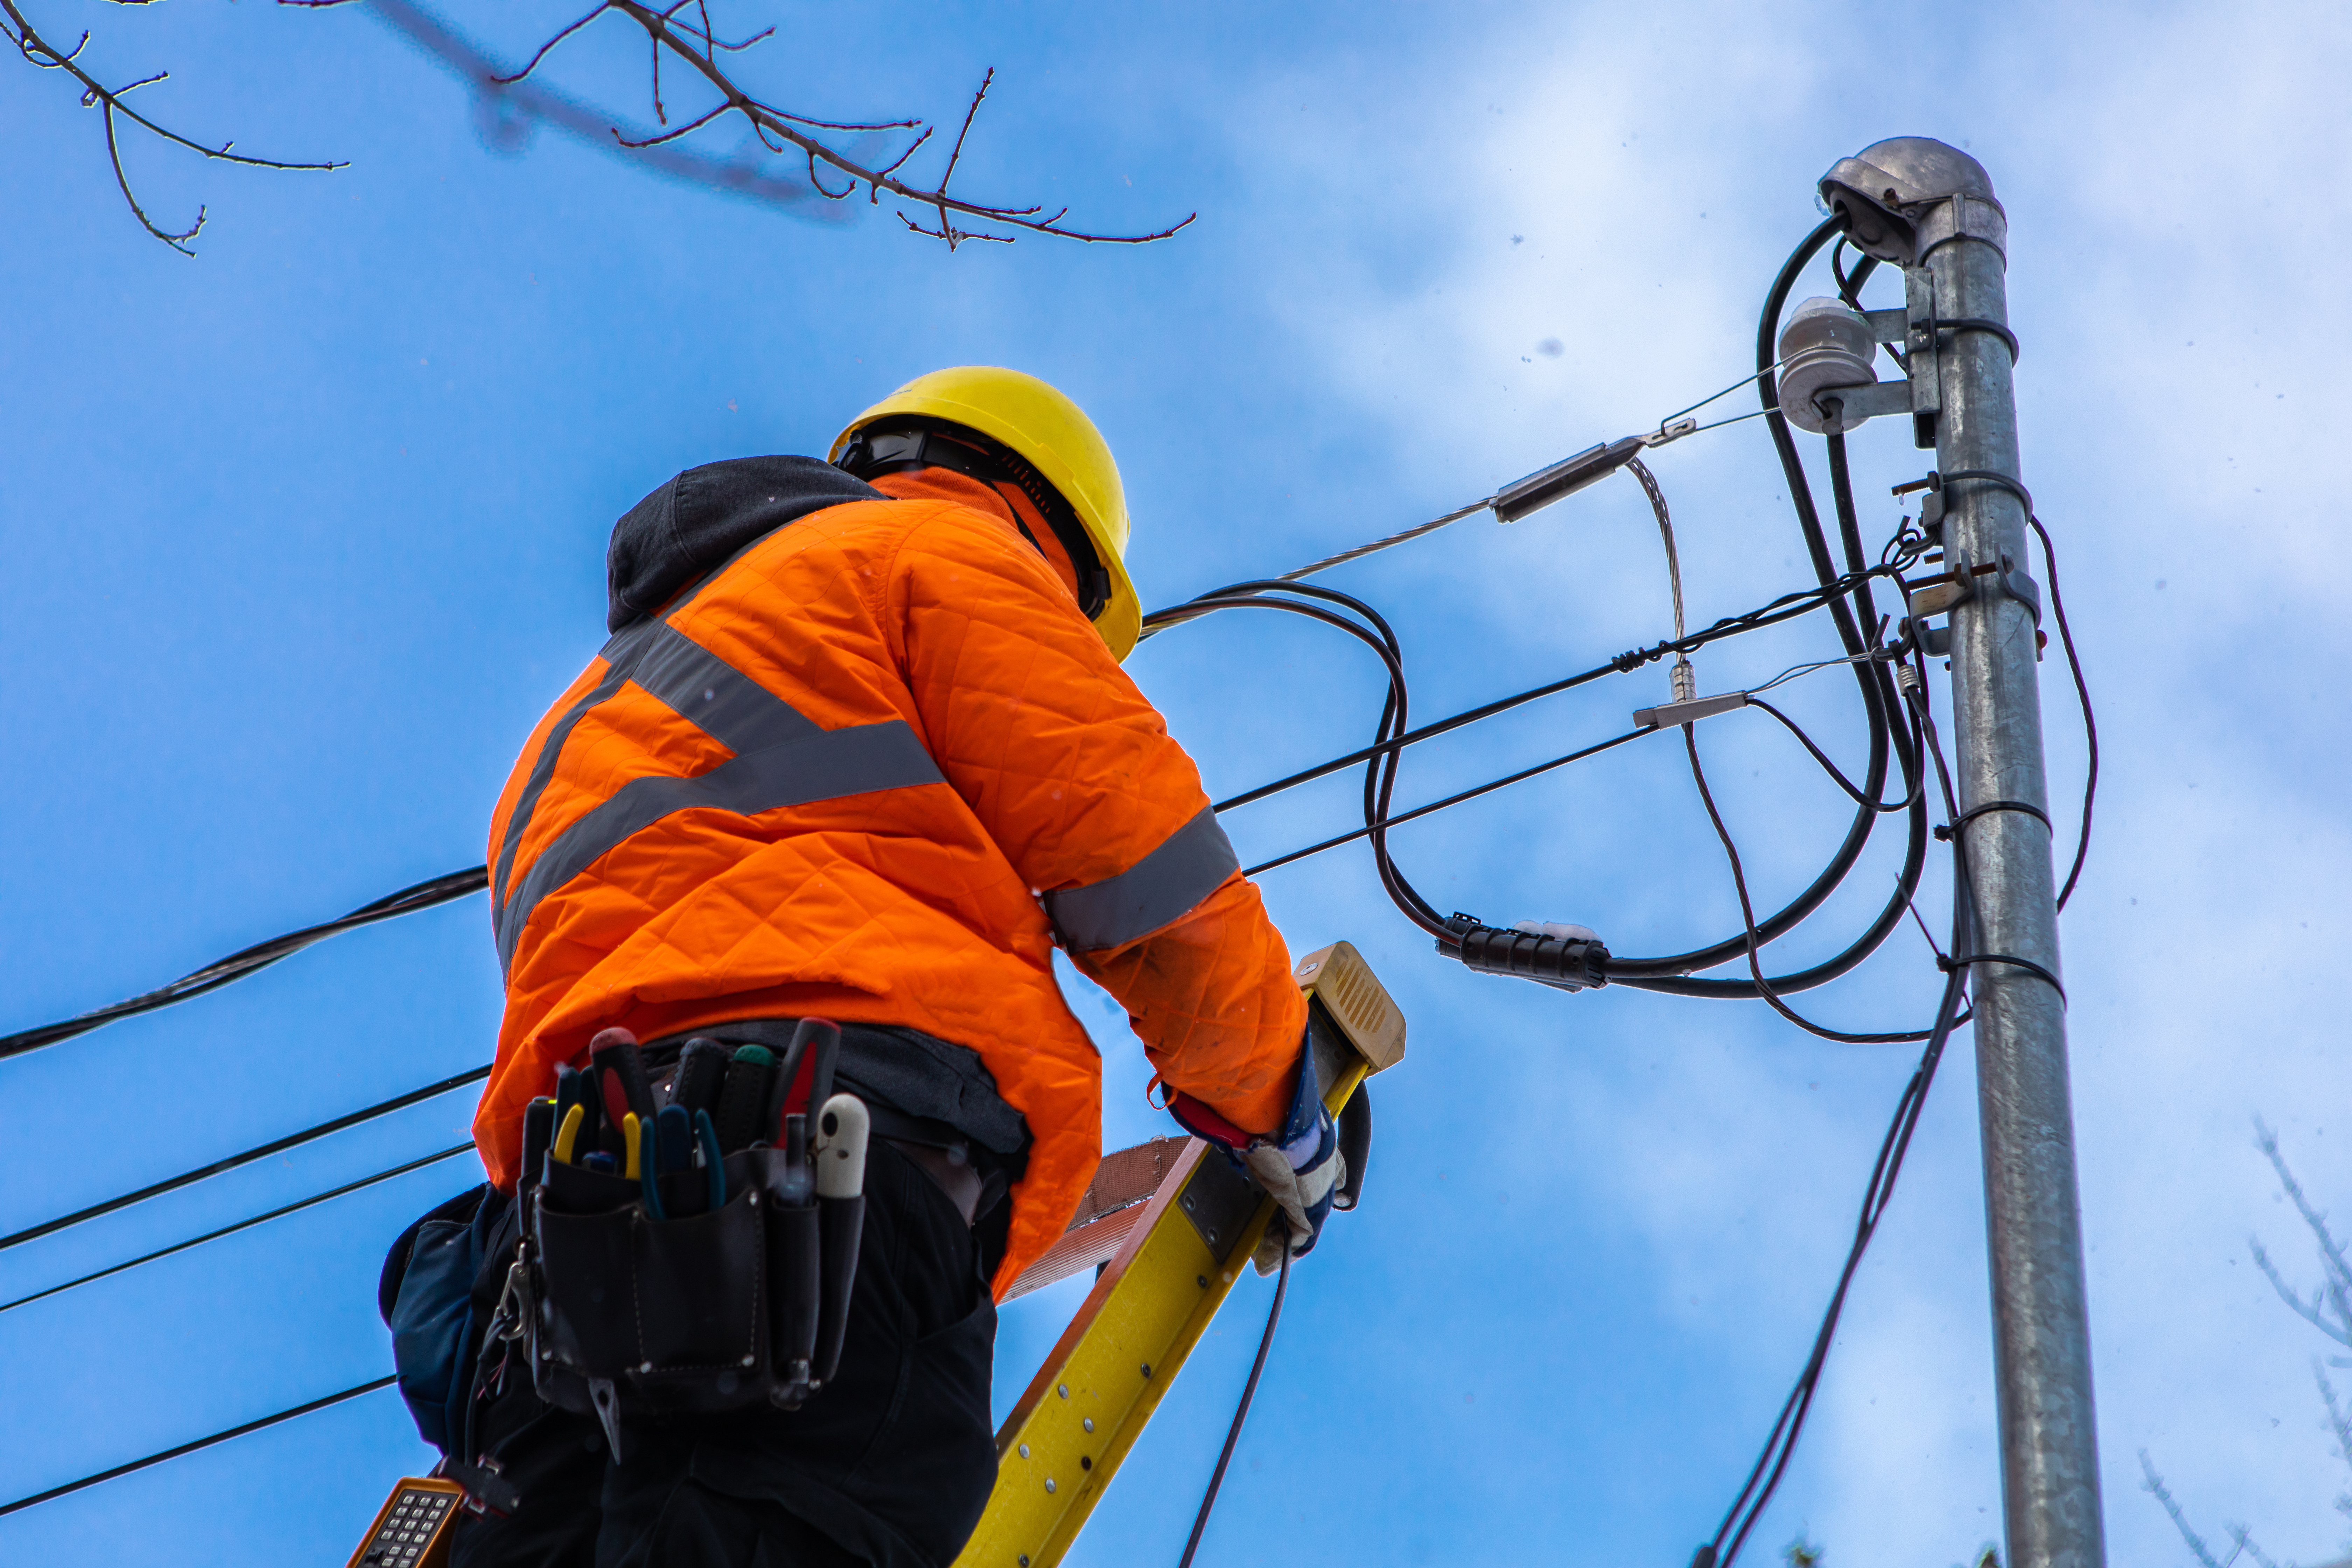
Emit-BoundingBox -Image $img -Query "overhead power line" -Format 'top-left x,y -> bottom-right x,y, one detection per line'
0,563 -> 1902,1075
0,1377 -> 399,1518
0,1066 -> 488,1255
0,1144 -> 475,1316
0,867 -> 489,1063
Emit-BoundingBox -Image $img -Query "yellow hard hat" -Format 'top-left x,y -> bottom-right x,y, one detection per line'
831,366 -> 1141,662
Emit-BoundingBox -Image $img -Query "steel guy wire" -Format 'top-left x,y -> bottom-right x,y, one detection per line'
1139,363 -> 1796,614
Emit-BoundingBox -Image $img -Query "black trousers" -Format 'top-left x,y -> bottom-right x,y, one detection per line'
450,1142 -> 999,1568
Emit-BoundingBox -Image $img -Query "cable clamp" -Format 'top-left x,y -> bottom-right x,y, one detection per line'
1492,435 -> 1647,524
1899,549 -> 2040,631
1977,551 -> 2043,628
1935,951 -> 2067,1007
1933,317 -> 2021,364
1938,467 -> 2034,516
1952,798 -> 2053,834
1633,691 -> 1748,730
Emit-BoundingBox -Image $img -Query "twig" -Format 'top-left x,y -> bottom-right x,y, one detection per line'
2,0 -> 344,254
553,0 -> 1194,246
488,2 -> 609,86
2256,1119 -> 2352,1346
366,0 -> 850,217
2224,1524 -> 2281,1568
2140,1451 -> 2234,1568
612,100 -> 726,149
914,66 -> 993,250
2314,1360 -> 2352,1491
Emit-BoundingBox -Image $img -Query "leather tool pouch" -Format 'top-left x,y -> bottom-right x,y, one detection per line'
527,1147 -> 834,1419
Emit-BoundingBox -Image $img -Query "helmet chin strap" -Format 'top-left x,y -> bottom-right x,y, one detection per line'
837,420 -> 1112,620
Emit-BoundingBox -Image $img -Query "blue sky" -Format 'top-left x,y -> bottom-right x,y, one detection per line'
2,2 -> 2346,1565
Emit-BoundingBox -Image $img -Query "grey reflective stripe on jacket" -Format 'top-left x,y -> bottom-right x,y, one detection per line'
491,620 -> 944,973
1042,805 -> 1241,953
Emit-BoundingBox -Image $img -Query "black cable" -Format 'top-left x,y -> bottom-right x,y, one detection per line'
1241,728 -> 1656,878
1699,959 -> 1968,1568
1698,653 -> 1977,1560
1177,556 -> 1928,993
1603,217 -> 1934,995
1679,725 -> 1938,1045
1828,235 -> 1860,306
2029,515 -> 2097,910
1143,581 -> 1451,939
0,1144 -> 474,1315
1204,565 -> 1903,816
1832,242 -> 1916,377
1758,221 -> 1876,671
0,866 -> 489,1063
0,1064 -> 488,1254
0,1376 -> 399,1517
1825,436 -> 1898,704
1746,696 -> 1920,814
1175,1237 -> 1292,1568
0,564 -> 1917,1076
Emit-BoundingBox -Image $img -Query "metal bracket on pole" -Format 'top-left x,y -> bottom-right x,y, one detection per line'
1904,553 -> 2040,627
1902,271 -> 1941,448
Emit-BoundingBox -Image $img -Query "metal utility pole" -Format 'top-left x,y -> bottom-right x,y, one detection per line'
1818,140 -> 2106,1568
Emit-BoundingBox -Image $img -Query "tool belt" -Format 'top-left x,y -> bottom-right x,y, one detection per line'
496,1020 -> 872,1457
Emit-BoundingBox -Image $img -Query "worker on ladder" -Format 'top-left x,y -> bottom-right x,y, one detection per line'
440,368 -> 1344,1568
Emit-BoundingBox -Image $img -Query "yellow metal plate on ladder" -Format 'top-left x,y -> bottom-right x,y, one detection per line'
954,941 -> 1406,1568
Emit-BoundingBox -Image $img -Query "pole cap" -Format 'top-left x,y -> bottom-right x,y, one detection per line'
1819,138 -> 2003,265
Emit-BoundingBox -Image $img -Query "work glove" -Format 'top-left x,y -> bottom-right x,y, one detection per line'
1167,1040 -> 1344,1275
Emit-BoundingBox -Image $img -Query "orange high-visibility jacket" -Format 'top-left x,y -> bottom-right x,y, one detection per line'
477,456 -> 1306,1294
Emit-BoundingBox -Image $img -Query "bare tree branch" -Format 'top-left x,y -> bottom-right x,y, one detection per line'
539,1 -> 1193,247
2254,1238 -> 2352,1349
2147,1131 -> 2352,1567
2224,1524 -> 2283,1568
2315,1361 -> 2352,1526
2256,1119 -> 2352,1348
2,0 -> 345,254
612,100 -> 726,149
13,1 -> 1189,254
366,0 -> 842,218
489,2 -> 608,87
2143,1450 -> 2238,1568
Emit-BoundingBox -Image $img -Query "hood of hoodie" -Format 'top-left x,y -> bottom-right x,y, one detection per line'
606,455 -> 881,634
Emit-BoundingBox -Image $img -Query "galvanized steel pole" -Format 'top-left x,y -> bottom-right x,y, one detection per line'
1821,138 -> 2106,1568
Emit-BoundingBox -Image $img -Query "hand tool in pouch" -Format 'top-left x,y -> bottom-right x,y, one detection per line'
768,1017 -> 842,1134
812,1092 -> 870,1386
767,1019 -> 840,1404
714,1044 -> 776,1152
670,1037 -> 730,1116
592,1029 -> 654,1158
694,1109 -> 727,1210
772,1108 -> 819,1404
590,1028 -> 657,1119
520,1098 -> 555,1190
552,1064 -> 601,1164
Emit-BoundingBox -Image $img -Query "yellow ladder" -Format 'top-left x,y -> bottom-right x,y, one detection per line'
955,941 -> 1407,1568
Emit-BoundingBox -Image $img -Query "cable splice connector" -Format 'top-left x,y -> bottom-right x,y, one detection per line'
1440,913 -> 1611,991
